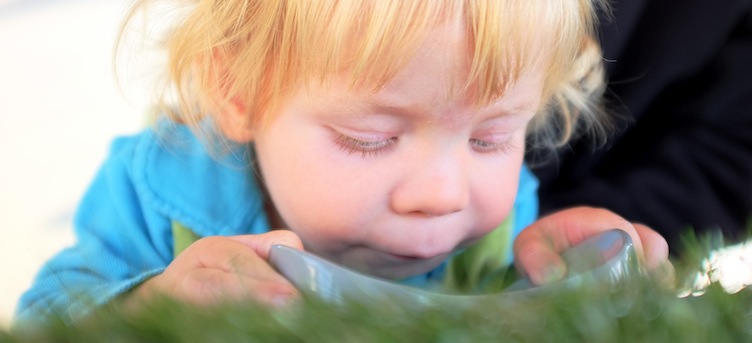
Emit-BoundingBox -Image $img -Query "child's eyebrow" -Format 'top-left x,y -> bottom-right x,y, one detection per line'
323,94 -> 421,120
363,100 -> 421,118
327,99 -> 537,130
320,80 -> 541,123
361,94 -> 540,120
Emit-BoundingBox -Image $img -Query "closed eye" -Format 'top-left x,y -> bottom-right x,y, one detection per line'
469,136 -> 518,154
334,134 -> 398,158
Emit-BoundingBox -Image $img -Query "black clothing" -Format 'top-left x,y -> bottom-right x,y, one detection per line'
531,0 -> 752,251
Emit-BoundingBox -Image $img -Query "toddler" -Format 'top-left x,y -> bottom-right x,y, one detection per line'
17,0 -> 669,322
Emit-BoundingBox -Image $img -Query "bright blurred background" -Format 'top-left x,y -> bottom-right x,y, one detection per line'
0,0 -> 149,327
3,0 -> 751,332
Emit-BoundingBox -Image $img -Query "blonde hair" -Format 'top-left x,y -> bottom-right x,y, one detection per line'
119,0 -> 611,149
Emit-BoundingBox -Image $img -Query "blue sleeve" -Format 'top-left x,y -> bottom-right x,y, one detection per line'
497,164 -> 539,265
512,164 -> 539,237
15,134 -> 172,324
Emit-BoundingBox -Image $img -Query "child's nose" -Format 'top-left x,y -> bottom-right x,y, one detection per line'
390,153 -> 470,217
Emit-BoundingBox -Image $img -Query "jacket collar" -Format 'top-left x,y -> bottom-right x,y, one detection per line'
133,122 -> 270,237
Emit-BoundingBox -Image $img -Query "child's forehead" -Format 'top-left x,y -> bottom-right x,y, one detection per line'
284,2 -> 570,108
204,0 -> 595,127
296,14 -> 547,119
300,63 -> 544,125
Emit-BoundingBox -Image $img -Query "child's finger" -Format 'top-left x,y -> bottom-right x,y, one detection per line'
633,223 -> 675,288
514,207 -> 646,285
513,229 -> 567,285
229,230 -> 304,260
632,223 -> 669,269
186,235 -> 295,280
182,267 -> 299,307
169,236 -> 300,303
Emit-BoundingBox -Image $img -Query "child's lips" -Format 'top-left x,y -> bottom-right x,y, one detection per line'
387,251 -> 449,262
390,254 -> 422,261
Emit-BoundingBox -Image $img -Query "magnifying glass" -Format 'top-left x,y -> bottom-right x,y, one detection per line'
270,229 -> 638,308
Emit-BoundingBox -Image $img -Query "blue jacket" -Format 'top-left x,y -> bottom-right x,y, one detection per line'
16,124 -> 539,322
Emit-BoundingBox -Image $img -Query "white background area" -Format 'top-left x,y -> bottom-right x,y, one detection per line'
0,0 -> 149,326
3,0 -> 752,333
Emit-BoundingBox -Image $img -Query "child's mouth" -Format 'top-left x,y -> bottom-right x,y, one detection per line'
391,254 -> 422,261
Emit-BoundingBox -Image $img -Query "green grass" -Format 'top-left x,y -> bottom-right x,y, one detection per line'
4,230 -> 752,342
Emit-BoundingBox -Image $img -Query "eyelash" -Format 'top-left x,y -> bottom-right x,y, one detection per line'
334,134 -> 399,157
334,134 -> 515,157
469,137 -> 516,154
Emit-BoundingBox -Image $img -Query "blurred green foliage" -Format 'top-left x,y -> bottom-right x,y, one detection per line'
4,230 -> 751,342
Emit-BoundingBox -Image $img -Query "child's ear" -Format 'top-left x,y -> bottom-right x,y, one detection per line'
207,49 -> 256,142
218,98 -> 255,142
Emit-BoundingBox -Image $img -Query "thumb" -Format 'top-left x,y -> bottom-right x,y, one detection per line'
513,207 -> 644,286
229,230 -> 304,260
513,229 -> 568,285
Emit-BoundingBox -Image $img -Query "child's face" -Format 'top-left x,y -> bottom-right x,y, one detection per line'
252,21 -> 543,280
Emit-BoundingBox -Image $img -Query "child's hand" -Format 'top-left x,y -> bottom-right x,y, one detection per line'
127,230 -> 303,308
513,206 -> 674,286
